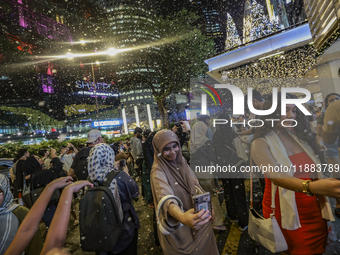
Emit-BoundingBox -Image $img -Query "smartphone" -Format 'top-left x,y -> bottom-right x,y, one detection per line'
193,192 -> 212,217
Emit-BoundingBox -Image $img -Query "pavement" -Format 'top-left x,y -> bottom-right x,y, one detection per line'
37,179 -> 340,255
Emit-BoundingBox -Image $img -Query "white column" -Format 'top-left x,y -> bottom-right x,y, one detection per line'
147,104 -> 153,131
134,106 -> 140,127
122,108 -> 128,134
201,94 -> 207,115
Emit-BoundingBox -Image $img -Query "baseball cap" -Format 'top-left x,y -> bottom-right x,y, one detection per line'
86,129 -> 102,143
252,89 -> 264,102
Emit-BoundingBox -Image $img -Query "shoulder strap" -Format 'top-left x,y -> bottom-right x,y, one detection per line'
102,170 -> 120,187
250,151 -> 276,214
224,142 -> 237,154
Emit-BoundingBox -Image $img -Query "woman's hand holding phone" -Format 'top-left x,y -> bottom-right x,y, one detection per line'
180,208 -> 212,230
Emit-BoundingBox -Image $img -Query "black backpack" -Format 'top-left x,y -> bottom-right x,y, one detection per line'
79,171 -> 124,252
74,147 -> 91,180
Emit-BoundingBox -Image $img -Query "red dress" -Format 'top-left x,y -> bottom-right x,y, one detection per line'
263,152 -> 328,255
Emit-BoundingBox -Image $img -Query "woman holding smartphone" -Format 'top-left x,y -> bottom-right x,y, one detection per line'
150,129 -> 218,255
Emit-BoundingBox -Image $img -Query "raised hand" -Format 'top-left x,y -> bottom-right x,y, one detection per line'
48,176 -> 73,190
64,180 -> 93,193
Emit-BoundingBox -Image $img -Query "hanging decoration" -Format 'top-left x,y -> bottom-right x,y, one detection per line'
243,0 -> 281,43
225,13 -> 242,51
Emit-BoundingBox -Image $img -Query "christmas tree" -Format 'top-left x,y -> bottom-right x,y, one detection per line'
243,0 -> 281,43
225,13 -> 242,51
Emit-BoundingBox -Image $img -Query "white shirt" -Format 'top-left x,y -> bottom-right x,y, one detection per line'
59,153 -> 76,172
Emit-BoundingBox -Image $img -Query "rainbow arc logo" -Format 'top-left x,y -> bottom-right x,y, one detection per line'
196,82 -> 223,106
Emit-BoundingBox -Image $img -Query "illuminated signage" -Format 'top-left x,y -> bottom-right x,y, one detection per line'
93,120 -> 121,127
106,130 -> 121,135
75,81 -> 119,92
75,91 -> 119,97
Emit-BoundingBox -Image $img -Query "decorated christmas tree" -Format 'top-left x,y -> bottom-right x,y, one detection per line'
225,13 -> 242,51
243,0 -> 281,43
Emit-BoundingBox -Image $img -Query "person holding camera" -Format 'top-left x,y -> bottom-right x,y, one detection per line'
59,143 -> 78,173
151,130 -> 218,255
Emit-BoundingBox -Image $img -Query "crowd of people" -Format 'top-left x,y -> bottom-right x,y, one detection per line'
1,90 -> 340,255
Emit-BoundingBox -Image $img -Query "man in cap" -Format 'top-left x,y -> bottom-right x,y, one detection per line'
69,129 -> 103,180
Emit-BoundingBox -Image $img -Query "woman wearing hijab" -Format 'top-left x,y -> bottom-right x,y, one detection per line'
190,121 -> 225,231
0,174 -> 43,255
213,112 -> 249,231
87,143 -> 140,255
151,129 -> 219,255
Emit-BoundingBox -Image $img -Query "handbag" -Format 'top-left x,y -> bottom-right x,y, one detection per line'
248,158 -> 288,253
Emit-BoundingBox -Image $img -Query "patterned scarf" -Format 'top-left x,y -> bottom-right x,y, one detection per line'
87,143 -> 123,221
0,174 -> 19,215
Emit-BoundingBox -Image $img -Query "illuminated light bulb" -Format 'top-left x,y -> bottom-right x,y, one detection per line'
66,52 -> 74,59
106,47 -> 118,56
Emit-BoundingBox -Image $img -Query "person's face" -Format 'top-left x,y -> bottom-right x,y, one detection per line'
60,147 -> 67,154
137,132 -> 142,139
328,95 -> 340,106
162,142 -> 179,161
45,150 -> 50,157
24,151 -> 29,158
278,104 -> 297,128
0,188 -> 4,206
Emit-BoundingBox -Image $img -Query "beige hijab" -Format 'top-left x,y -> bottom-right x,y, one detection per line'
151,129 -> 196,209
190,121 -> 209,154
